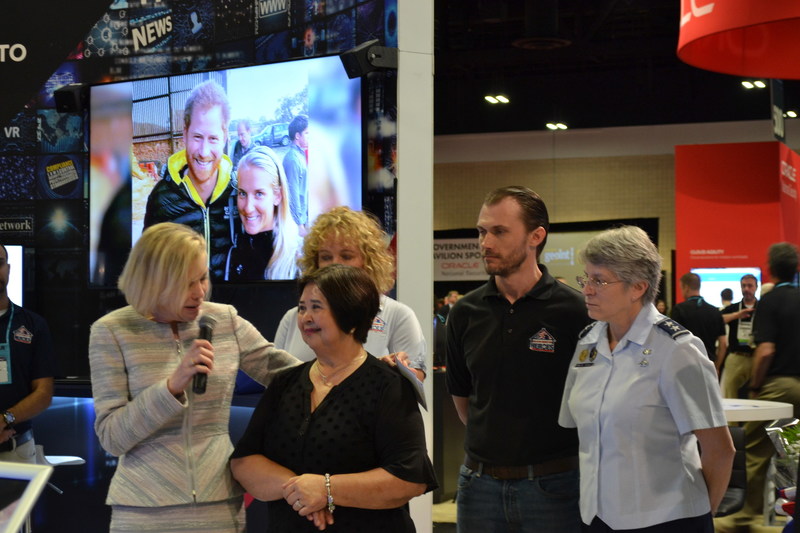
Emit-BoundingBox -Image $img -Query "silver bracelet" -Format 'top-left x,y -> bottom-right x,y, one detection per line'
324,473 -> 335,513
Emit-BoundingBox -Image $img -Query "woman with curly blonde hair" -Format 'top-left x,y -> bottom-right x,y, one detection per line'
275,206 -> 427,380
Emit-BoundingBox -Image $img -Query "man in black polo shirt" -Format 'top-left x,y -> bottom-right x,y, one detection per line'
719,274 -> 758,399
446,186 -> 589,533
0,243 -> 56,464
738,243 -> 800,524
670,272 -> 727,371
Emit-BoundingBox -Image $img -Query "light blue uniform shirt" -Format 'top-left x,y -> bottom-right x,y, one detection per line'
559,304 -> 726,529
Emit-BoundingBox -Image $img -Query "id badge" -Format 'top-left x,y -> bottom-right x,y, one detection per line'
0,344 -> 10,385
738,319 -> 754,348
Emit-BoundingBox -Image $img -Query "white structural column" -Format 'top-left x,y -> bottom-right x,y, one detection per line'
398,0 -> 434,532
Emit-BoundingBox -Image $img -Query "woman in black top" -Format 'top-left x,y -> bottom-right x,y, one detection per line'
231,265 -> 436,531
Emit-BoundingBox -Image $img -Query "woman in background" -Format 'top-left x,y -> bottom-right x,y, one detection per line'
89,222 -> 298,532
231,264 -> 436,531
274,206 -> 427,380
226,146 -> 300,281
559,226 -> 734,532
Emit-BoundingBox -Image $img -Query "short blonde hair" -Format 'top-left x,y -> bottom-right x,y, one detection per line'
299,206 -> 395,294
118,223 -> 210,318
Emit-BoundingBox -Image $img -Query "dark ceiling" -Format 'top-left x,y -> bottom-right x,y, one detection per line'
433,0 -> 800,135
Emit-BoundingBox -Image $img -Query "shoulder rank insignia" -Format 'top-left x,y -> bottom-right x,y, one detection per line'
578,322 -> 597,340
656,318 -> 690,339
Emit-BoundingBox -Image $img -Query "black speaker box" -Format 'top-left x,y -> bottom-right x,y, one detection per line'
54,83 -> 87,113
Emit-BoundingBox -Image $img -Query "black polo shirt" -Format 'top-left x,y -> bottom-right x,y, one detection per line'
0,303 -> 56,434
670,297 -> 725,361
446,266 -> 589,466
753,284 -> 800,377
722,300 -> 757,355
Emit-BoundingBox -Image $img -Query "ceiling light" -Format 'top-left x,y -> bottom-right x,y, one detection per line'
741,81 -> 754,89
754,80 -> 767,88
546,122 -> 568,130
496,95 -> 509,104
546,123 -> 558,130
485,95 -> 499,104
557,123 -> 568,130
788,110 -> 798,118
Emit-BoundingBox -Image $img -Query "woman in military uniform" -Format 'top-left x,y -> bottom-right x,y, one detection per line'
559,226 -> 734,532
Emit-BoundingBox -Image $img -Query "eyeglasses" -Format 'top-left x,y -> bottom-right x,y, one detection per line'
576,275 -> 624,290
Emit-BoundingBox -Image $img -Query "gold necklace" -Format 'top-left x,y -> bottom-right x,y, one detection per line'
314,351 -> 366,386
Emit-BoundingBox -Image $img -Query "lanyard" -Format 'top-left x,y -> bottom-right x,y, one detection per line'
687,295 -> 704,307
0,305 -> 14,385
2,305 -> 13,344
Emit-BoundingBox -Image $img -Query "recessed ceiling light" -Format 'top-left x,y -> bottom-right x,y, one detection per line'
788,110 -> 798,118
546,123 -> 558,130
557,123 -> 568,130
754,80 -> 767,88
485,95 -> 499,104
741,81 -> 755,89
496,95 -> 509,104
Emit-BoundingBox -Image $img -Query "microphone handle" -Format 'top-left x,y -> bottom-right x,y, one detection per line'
192,325 -> 213,394
192,373 -> 207,394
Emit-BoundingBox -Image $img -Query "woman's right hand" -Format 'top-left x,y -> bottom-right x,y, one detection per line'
306,510 -> 334,530
167,339 -> 214,396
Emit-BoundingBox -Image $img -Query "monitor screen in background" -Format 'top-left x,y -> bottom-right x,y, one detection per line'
690,267 -> 761,308
540,230 -> 605,290
5,245 -> 23,306
88,55 -> 362,286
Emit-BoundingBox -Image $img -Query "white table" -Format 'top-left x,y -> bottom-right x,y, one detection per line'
722,398 -> 795,525
722,398 -> 794,422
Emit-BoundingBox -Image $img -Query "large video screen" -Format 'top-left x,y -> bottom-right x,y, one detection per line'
89,55 -> 362,286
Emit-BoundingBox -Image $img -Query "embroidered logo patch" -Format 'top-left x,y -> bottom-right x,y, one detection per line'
371,316 -> 386,333
13,326 -> 33,344
529,328 -> 555,353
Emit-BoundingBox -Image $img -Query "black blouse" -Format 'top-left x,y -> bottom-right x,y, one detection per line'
232,355 -> 437,532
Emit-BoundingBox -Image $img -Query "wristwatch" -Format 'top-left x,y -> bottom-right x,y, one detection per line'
2,411 -> 15,428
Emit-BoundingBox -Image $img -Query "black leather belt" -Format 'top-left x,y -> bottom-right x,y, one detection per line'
464,454 -> 578,480
0,429 -> 33,452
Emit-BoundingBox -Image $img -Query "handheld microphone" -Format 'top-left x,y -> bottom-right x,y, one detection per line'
192,315 -> 217,395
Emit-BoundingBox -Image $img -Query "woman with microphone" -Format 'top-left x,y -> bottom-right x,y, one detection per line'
89,222 -> 299,533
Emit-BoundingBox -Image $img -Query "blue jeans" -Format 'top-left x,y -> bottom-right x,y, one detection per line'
456,463 -> 581,533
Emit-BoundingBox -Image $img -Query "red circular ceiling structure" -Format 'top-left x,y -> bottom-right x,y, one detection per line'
677,0 -> 800,78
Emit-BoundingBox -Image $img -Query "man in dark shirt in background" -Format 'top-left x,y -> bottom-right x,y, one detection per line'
446,186 -> 589,533
719,274 -> 758,399
720,243 -> 800,528
0,243 -> 56,464
670,272 -> 727,373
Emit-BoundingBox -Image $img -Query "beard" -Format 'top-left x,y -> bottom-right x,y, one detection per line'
483,246 -> 529,278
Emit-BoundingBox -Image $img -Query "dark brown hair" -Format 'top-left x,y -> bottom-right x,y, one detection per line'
298,264 -> 380,344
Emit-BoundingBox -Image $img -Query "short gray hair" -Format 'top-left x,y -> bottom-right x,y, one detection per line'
580,226 -> 662,304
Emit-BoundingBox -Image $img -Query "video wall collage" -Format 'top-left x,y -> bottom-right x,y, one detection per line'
0,0 -> 400,377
